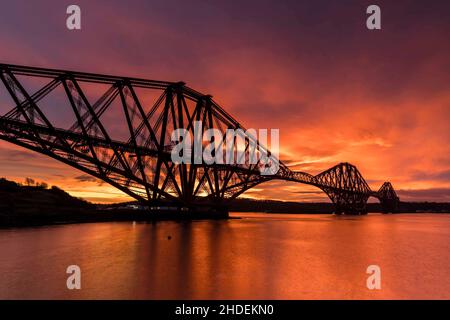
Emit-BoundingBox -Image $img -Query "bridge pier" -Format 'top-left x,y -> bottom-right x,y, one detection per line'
333,203 -> 368,215
324,189 -> 369,215
379,198 -> 399,213
145,200 -> 229,219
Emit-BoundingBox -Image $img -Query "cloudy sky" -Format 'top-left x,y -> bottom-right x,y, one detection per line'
0,0 -> 449,203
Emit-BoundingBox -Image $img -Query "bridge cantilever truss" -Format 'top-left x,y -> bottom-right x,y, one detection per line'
0,64 -> 399,214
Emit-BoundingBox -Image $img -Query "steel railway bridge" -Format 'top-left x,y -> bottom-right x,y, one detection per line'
0,64 -> 399,215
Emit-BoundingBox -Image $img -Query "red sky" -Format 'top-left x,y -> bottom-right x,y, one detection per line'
0,0 -> 449,203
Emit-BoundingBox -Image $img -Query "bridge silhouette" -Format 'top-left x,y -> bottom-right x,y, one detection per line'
0,64 -> 399,215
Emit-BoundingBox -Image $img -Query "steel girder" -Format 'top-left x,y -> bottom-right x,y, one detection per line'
0,64 -> 272,208
0,64 -> 399,214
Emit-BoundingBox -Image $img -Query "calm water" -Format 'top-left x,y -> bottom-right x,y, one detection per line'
0,213 -> 449,299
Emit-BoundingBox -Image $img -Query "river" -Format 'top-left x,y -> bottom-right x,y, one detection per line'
0,213 -> 449,299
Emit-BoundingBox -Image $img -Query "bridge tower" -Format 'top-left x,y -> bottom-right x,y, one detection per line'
314,163 -> 371,215
377,182 -> 400,213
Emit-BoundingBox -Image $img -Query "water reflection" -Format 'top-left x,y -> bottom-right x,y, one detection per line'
0,213 -> 449,299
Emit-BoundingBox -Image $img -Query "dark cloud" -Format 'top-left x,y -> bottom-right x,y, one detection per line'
74,175 -> 98,183
397,188 -> 450,201
411,170 -> 450,182
293,191 -> 324,195
0,148 -> 38,161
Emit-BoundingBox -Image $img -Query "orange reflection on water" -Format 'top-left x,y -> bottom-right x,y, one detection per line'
0,213 -> 449,299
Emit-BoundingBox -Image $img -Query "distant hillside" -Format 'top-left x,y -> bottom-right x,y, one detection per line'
0,178 -> 95,226
99,197 -> 450,214
0,178 -> 92,210
228,198 -> 450,213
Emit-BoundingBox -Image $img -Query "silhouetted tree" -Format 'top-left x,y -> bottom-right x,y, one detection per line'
24,177 -> 35,186
37,182 -> 48,189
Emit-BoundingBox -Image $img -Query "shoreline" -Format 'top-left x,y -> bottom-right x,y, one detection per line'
1,210 -> 448,229
2,178 -> 449,228
0,209 -> 232,229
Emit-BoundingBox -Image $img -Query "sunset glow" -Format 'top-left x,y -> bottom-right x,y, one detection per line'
0,0 -> 449,203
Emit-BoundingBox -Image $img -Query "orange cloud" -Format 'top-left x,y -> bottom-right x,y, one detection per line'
0,0 -> 449,203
